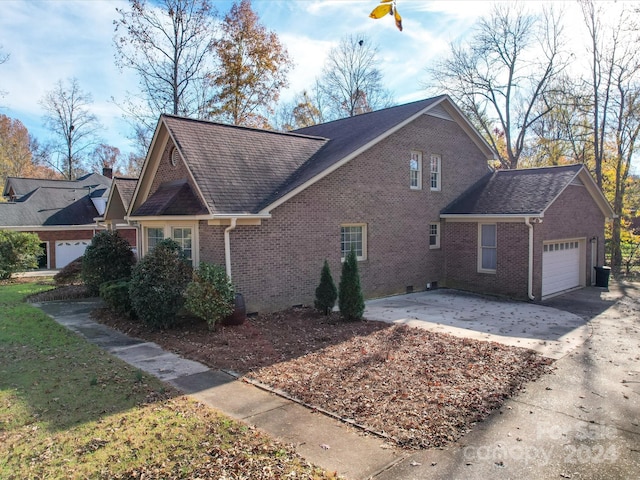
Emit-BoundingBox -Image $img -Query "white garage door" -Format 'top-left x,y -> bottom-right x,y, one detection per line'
542,240 -> 581,297
55,240 -> 90,268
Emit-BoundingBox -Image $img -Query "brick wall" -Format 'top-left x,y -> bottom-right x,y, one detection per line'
532,184 -> 605,298
149,141 -> 199,195
222,114 -> 490,312
442,183 -> 606,301
443,221 -> 530,299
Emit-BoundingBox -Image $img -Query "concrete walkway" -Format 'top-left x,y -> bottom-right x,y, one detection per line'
34,284 -> 640,479
35,299 -> 406,479
364,289 -> 589,359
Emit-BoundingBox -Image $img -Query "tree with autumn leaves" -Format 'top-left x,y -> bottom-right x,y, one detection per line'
114,0 -> 291,133
208,0 -> 292,128
0,114 -> 61,192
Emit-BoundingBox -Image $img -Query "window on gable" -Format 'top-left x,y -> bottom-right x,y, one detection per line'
479,224 -> 497,272
410,151 -> 422,190
172,227 -> 193,260
429,222 -> 440,249
341,224 -> 367,261
146,227 -> 164,251
430,154 -> 441,191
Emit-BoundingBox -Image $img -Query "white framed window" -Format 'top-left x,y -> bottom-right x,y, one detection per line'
142,223 -> 198,266
430,154 -> 441,191
429,223 -> 440,249
410,151 -> 422,190
146,227 -> 164,251
341,224 -> 367,261
172,227 -> 193,260
478,224 -> 497,272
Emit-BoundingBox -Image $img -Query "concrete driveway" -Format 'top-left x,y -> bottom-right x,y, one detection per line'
364,289 -> 590,359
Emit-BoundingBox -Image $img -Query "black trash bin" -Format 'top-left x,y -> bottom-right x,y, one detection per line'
594,266 -> 611,288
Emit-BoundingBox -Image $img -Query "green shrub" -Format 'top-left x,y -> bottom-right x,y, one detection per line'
314,259 -> 337,315
129,239 -> 192,329
82,231 -> 136,295
99,279 -> 135,317
185,263 -> 235,329
338,248 -> 365,321
54,256 -> 83,285
0,230 -> 42,279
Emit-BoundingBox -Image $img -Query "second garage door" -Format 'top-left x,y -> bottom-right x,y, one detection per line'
542,240 -> 582,297
55,240 -> 90,268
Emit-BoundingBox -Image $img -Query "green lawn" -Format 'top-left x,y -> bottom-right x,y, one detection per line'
0,281 -> 334,479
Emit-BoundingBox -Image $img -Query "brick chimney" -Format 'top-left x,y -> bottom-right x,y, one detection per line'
102,167 -> 113,179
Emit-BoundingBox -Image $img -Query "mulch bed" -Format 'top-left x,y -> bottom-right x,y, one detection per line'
85,300 -> 553,450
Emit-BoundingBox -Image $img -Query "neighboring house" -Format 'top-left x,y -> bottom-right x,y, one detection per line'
119,95 -> 614,313
0,171 -> 137,269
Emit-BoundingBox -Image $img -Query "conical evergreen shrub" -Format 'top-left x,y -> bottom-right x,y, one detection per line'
338,248 -> 365,321
314,259 -> 337,315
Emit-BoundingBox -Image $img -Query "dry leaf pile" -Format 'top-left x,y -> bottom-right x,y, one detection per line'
247,324 -> 552,449
91,305 -> 552,450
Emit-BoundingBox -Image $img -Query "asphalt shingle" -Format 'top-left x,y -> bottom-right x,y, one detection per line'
441,164 -> 584,215
158,97 -> 445,214
162,116 -> 327,214
131,179 -> 207,216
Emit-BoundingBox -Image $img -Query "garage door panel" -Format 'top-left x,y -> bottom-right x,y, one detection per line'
55,240 -> 90,268
542,241 -> 581,297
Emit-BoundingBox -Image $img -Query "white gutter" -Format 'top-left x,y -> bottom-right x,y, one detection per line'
525,217 -> 535,300
224,218 -> 237,279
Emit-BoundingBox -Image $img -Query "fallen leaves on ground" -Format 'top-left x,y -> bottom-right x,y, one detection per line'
92,305 -> 552,449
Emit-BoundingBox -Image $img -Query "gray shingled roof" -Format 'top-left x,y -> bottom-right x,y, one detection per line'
112,177 -> 138,211
152,97 -> 448,215
132,179 -> 207,216
162,115 -> 327,214
441,164 -> 584,216
1,173 -> 112,227
0,187 -> 102,226
3,173 -> 110,198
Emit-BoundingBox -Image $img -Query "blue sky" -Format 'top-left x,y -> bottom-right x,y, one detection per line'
0,0 -> 604,162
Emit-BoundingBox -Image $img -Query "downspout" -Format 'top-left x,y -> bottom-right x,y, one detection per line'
224,218 -> 237,280
525,217 -> 535,300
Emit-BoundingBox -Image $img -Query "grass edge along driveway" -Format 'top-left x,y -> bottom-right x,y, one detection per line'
0,281 -> 336,480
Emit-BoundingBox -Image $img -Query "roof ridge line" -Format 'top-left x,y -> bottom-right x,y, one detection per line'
161,113 -> 329,141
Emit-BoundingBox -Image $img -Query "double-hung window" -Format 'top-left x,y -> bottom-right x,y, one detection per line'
429,223 -> 440,249
146,227 -> 164,251
172,227 -> 193,260
430,154 -> 441,191
341,224 -> 366,261
410,151 -> 422,190
479,224 -> 497,272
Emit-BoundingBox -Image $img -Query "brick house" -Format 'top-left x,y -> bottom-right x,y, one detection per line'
0,172 -> 137,268
121,95 -> 614,313
441,165 -> 614,300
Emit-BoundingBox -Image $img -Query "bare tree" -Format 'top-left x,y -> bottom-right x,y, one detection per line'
40,78 -> 101,180
529,74 -> 592,167
89,144 -> 122,175
208,0 -> 292,128
114,0 -> 218,147
320,35 -> 393,120
547,1 -> 640,269
429,3 -> 566,169
0,45 -> 9,99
